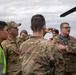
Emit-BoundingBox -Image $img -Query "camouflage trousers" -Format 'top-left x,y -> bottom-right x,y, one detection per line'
64,72 -> 76,75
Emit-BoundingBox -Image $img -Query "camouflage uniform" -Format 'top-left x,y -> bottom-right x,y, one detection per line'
20,36 -> 65,75
17,34 -> 31,44
2,38 -> 22,75
54,35 -> 76,75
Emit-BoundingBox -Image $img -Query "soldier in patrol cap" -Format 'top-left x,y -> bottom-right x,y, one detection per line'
54,22 -> 76,75
17,30 -> 31,44
20,14 -> 65,75
1,21 -> 22,75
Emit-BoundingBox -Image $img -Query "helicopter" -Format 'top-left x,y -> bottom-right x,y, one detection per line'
60,7 -> 76,17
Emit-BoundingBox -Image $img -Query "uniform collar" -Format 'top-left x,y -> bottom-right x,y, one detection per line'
59,34 -> 70,40
30,36 -> 44,39
7,38 -> 16,44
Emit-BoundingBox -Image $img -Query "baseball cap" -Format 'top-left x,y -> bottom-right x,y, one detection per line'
7,21 -> 21,29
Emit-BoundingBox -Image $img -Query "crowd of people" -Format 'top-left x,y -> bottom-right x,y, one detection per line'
0,14 -> 76,75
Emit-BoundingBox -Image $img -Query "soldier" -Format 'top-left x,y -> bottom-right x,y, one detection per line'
1,21 -> 22,75
17,30 -> 31,44
20,14 -> 65,75
20,30 -> 28,36
54,22 -> 76,75
48,29 -> 59,42
0,21 -> 8,75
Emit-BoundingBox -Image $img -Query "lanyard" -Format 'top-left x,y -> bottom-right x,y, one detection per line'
60,34 -> 68,46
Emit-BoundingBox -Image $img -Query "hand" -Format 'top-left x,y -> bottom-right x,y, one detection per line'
57,44 -> 65,50
45,28 -> 54,33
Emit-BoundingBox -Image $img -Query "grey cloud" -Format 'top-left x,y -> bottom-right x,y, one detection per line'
0,0 -> 76,37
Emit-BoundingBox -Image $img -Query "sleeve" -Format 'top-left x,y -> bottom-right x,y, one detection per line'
2,46 -> 8,58
54,36 -> 76,53
53,36 -> 60,44
63,37 -> 76,53
19,42 -> 27,62
46,44 -> 65,75
1,40 -> 8,58
65,41 -> 76,53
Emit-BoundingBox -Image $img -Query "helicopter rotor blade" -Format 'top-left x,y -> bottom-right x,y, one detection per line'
60,7 -> 76,17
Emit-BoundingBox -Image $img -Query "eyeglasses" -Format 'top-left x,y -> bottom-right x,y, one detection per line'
62,27 -> 71,29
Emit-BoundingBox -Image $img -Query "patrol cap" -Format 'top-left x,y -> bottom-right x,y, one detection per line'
7,21 -> 21,29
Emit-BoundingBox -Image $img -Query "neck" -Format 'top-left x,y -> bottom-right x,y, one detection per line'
60,33 -> 69,37
8,34 -> 16,40
33,31 -> 43,38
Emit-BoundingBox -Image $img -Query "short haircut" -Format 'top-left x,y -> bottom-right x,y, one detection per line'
52,29 -> 59,34
60,22 -> 69,28
31,14 -> 46,32
0,21 -> 7,30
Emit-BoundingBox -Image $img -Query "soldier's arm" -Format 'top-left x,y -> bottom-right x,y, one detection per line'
54,37 -> 76,53
65,42 -> 76,53
54,41 -> 76,53
64,37 -> 76,53
43,28 -> 54,36
2,46 -> 7,58
47,44 -> 65,75
1,40 -> 8,58
53,36 -> 59,44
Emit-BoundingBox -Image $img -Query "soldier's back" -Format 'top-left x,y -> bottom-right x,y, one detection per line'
20,36 -> 64,75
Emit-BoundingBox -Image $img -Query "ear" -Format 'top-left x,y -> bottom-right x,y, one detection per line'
60,28 -> 62,32
0,29 -> 2,35
30,25 -> 32,30
43,25 -> 46,30
7,29 -> 11,33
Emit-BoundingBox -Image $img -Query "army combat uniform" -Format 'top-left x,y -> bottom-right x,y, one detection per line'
2,38 -> 22,75
54,35 -> 76,75
17,34 -> 31,44
20,36 -> 65,75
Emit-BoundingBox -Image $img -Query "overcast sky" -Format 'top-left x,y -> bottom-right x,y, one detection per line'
0,0 -> 76,38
